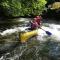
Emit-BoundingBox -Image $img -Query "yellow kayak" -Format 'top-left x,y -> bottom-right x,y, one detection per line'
19,30 -> 38,43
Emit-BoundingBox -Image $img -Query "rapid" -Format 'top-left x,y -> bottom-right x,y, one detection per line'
0,22 -> 60,42
0,18 -> 60,60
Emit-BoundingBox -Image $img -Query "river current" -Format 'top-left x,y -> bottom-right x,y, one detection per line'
0,18 -> 60,60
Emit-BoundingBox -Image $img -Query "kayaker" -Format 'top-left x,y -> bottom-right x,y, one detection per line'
31,20 -> 39,30
31,16 -> 42,29
35,16 -> 42,27
28,16 -> 42,30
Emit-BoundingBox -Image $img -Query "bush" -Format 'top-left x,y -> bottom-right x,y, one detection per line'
0,0 -> 47,17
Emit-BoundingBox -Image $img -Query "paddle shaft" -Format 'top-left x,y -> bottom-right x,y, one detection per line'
40,28 -> 52,36
40,28 -> 46,31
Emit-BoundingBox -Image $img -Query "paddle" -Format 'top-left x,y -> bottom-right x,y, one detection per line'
25,26 -> 52,36
40,28 -> 52,36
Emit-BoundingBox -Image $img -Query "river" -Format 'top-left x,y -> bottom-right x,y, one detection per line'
0,18 -> 60,60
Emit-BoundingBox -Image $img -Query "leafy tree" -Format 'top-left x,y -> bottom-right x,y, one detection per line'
0,0 -> 47,17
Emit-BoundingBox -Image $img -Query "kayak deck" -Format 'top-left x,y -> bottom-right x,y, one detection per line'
19,30 -> 38,43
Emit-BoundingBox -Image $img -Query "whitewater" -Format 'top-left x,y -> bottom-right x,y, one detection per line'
0,23 -> 60,42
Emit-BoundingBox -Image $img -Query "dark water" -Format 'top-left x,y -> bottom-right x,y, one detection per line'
0,20 -> 22,32
0,18 -> 22,57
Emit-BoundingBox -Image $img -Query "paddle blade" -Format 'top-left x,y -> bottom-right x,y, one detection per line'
45,31 -> 52,36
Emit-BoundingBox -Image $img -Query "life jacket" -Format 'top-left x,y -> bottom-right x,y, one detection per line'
31,21 -> 38,29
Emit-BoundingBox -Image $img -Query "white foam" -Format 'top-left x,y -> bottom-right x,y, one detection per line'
37,24 -> 60,42
0,27 -> 29,36
0,23 -> 60,42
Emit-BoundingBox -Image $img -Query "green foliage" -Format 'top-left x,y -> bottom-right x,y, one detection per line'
0,0 -> 47,17
50,2 -> 60,10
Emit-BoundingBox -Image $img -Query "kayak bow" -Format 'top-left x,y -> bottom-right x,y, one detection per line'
19,30 -> 37,43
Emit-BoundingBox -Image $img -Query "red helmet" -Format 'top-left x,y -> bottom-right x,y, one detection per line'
36,16 -> 42,19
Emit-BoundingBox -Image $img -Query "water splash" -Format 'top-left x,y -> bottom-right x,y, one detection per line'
0,22 -> 60,60
0,27 -> 29,36
0,23 -> 60,42
37,24 -> 60,42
